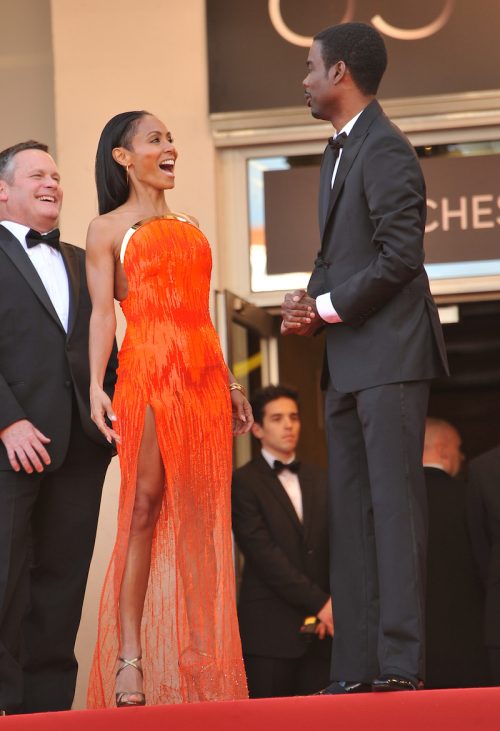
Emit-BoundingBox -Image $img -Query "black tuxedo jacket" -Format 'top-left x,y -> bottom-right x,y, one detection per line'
424,467 -> 489,687
231,454 -> 330,659
0,224 -> 117,471
467,446 -> 500,646
308,100 -> 448,393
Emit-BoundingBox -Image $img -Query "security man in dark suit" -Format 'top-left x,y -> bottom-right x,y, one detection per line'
423,418 -> 489,689
281,23 -> 448,693
0,141 -> 117,714
232,385 -> 332,698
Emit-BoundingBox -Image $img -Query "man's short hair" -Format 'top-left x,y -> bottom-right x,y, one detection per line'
0,140 -> 49,183
251,385 -> 300,426
314,22 -> 387,96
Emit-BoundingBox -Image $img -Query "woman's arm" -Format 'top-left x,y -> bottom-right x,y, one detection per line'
227,368 -> 253,435
86,217 -> 120,443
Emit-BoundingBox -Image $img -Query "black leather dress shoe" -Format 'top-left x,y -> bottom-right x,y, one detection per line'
315,681 -> 372,695
372,675 -> 418,692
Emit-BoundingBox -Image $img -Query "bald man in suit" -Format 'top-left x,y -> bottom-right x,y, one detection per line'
423,419 -> 488,688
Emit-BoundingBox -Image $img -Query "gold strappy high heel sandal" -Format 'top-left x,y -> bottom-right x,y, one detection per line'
115,655 -> 146,707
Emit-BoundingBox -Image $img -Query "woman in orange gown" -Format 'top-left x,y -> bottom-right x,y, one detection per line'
86,111 -> 252,707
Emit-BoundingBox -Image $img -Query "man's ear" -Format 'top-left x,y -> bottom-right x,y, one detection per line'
251,422 -> 264,440
330,60 -> 347,85
0,180 -> 9,202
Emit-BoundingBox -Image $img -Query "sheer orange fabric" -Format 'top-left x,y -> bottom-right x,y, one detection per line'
87,217 -> 247,706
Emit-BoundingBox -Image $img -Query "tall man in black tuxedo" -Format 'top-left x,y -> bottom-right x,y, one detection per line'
281,23 -> 448,693
0,141 -> 117,714
468,444 -> 500,684
232,385 -> 332,698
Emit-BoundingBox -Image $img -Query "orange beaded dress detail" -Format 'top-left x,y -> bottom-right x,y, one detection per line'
87,216 -> 247,707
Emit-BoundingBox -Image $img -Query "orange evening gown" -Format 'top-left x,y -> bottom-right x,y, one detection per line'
87,216 -> 247,707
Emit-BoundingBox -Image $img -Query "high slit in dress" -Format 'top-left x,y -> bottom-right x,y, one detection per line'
87,215 -> 247,707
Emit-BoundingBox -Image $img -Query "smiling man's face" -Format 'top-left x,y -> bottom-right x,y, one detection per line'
0,149 -> 62,232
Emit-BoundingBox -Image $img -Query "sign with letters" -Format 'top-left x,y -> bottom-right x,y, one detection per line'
421,154 -> 500,265
252,147 -> 500,289
206,0 -> 500,113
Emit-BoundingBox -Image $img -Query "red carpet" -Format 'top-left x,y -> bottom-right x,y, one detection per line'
2,689 -> 500,730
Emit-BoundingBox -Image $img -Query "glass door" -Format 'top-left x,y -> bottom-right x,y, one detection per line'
215,289 -> 278,468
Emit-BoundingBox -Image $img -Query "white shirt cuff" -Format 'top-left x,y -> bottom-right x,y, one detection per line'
316,292 -> 342,323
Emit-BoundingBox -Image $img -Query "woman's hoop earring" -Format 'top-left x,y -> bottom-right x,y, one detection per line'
126,164 -> 130,185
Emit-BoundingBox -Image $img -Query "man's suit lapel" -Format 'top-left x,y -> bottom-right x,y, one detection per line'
319,144 -> 334,238
60,242 -> 80,338
321,100 -> 383,241
0,226 -> 65,334
255,455 -> 303,534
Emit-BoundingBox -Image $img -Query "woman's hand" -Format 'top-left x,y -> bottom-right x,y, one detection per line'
231,388 -> 253,436
90,384 -> 121,444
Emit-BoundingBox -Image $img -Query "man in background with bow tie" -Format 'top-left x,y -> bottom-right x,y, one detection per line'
281,23 -> 449,693
0,141 -> 117,714
232,385 -> 332,698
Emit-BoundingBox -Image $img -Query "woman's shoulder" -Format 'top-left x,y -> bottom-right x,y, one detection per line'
85,214 -> 117,254
87,209 -> 139,253
87,212 -> 118,237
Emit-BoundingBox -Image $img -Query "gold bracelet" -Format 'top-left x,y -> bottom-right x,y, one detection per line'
229,382 -> 246,396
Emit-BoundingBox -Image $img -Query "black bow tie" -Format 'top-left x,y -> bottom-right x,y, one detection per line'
26,228 -> 60,251
328,131 -> 347,155
273,460 -> 300,475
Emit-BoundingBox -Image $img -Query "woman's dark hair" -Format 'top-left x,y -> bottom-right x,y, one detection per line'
95,110 -> 150,215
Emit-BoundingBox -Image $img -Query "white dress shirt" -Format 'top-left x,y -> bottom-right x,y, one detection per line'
315,109 -> 364,325
1,220 -> 69,332
262,447 -> 303,522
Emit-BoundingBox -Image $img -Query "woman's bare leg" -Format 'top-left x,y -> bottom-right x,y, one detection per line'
115,405 -> 164,702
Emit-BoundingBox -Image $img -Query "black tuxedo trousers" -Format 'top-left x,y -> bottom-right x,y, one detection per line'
0,402 -> 111,713
325,380 -> 430,683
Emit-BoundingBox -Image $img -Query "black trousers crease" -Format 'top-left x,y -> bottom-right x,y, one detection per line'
325,380 -> 430,684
